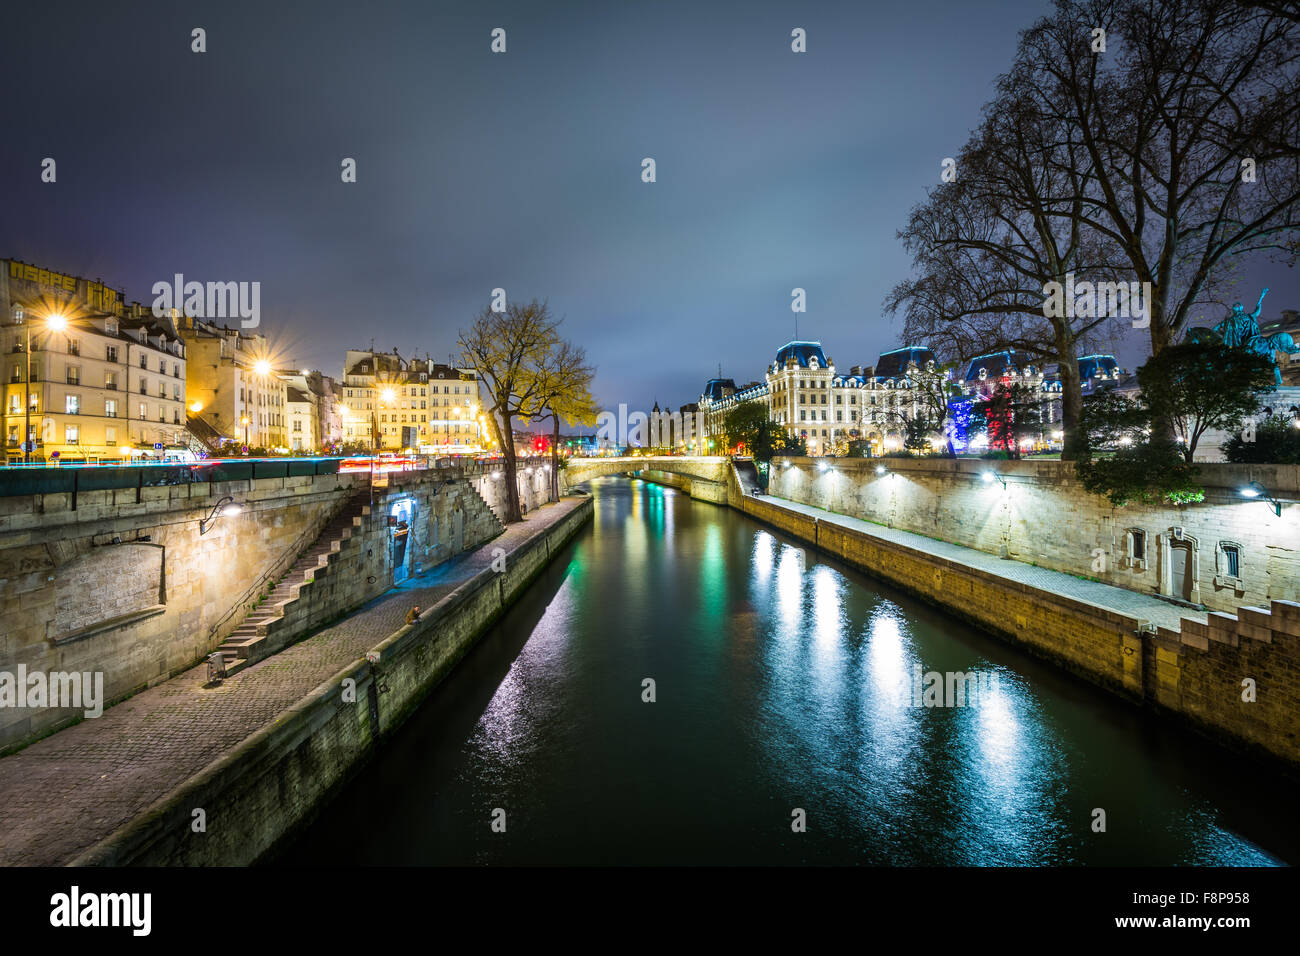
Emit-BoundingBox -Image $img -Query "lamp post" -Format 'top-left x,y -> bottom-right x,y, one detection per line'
200,495 -> 243,535
21,311 -> 67,465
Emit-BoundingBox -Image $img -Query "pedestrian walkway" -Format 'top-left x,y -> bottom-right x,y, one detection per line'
763,495 -> 1205,633
0,497 -> 587,867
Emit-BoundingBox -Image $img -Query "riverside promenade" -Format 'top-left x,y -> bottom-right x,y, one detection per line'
761,494 -> 1206,632
0,497 -> 588,867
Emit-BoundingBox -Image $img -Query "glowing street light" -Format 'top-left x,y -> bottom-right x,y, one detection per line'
200,495 -> 243,535
20,311 -> 69,463
1239,482 -> 1283,516
981,470 -> 1007,489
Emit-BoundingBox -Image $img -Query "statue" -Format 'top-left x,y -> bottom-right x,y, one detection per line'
1184,287 -> 1298,384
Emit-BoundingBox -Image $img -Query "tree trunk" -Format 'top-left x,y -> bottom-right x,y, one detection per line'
1056,337 -> 1084,461
488,410 -> 522,523
551,414 -> 560,501
1147,294 -> 1177,445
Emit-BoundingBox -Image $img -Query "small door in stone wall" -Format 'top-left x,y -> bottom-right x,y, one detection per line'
453,509 -> 464,554
1170,541 -> 1193,601
390,498 -> 415,584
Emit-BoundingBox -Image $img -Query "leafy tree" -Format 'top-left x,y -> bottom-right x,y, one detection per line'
1077,390 -> 1147,450
459,298 -> 560,523
720,402 -> 805,462
1137,342 -> 1276,462
967,380 -> 1045,458
528,339 -> 598,500
1075,340 -> 1273,503
1076,439 -> 1206,506
1222,413 -> 1300,463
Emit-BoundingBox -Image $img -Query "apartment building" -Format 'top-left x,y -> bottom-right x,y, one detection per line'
1,259 -> 188,462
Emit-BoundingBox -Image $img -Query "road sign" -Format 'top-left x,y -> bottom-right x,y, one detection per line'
153,442 -> 163,450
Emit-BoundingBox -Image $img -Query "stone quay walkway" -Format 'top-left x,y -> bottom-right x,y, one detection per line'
762,495 -> 1205,633
0,497 -> 587,867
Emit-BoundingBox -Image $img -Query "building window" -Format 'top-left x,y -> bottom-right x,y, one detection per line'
105,399 -> 117,418
106,345 -> 118,363
65,395 -> 80,414
1122,528 -> 1147,571
139,402 -> 147,420
65,425 -> 79,444
140,355 -> 148,369
105,426 -> 117,446
1215,541 -> 1243,588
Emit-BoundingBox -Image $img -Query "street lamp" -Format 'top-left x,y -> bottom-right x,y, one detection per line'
1239,482 -> 1283,517
200,495 -> 242,535
19,312 -> 67,464
981,470 -> 1007,489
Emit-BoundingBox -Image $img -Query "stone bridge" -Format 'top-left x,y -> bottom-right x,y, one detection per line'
561,456 -> 738,503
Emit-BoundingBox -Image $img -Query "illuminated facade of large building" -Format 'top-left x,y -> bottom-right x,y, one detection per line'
177,318 -> 286,451
339,350 -> 482,452
1,259 -> 189,463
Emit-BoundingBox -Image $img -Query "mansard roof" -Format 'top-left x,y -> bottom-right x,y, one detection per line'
874,346 -> 935,379
773,341 -> 828,370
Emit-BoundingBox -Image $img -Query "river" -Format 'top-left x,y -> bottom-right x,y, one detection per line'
278,476 -> 1297,865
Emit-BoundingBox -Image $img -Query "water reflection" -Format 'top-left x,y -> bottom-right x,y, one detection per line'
281,476 -> 1296,866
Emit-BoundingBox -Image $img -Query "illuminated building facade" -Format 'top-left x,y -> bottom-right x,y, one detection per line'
177,318 -> 286,451
1,259 -> 188,462
339,350 -> 482,452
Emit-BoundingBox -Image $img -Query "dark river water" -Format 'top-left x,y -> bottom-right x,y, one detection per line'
278,476 -> 1297,866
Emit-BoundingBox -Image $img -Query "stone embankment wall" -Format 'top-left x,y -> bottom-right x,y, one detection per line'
734,485 -> 1300,769
769,457 -> 1300,615
0,472 -> 361,750
72,497 -> 593,866
0,465 -> 517,752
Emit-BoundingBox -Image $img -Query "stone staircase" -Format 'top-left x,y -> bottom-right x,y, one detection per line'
215,490 -> 370,673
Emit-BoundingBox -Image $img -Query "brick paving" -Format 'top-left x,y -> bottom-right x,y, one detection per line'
0,498 -> 586,867
765,495 -> 1206,632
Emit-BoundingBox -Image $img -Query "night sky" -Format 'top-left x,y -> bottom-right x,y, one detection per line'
2,0 -> 1292,410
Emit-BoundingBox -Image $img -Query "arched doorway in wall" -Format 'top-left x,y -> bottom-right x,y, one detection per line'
1160,529 -> 1200,604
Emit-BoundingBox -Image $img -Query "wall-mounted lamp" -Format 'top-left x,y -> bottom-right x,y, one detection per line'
875,465 -> 887,476
199,495 -> 242,535
818,461 -> 830,472
981,471 -> 1007,490
1239,482 -> 1283,516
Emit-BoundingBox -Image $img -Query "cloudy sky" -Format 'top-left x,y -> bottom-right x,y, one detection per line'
2,0 -> 1292,411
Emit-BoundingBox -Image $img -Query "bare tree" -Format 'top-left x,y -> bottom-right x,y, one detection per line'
1020,0 -> 1300,356
886,84 -> 1125,459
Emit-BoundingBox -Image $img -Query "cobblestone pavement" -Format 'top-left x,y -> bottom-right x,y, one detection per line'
765,496 -> 1206,632
0,498 -> 586,867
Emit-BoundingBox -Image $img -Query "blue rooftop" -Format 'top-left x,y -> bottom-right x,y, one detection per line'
875,346 -> 936,379
773,341 -> 828,369
702,378 -> 737,402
